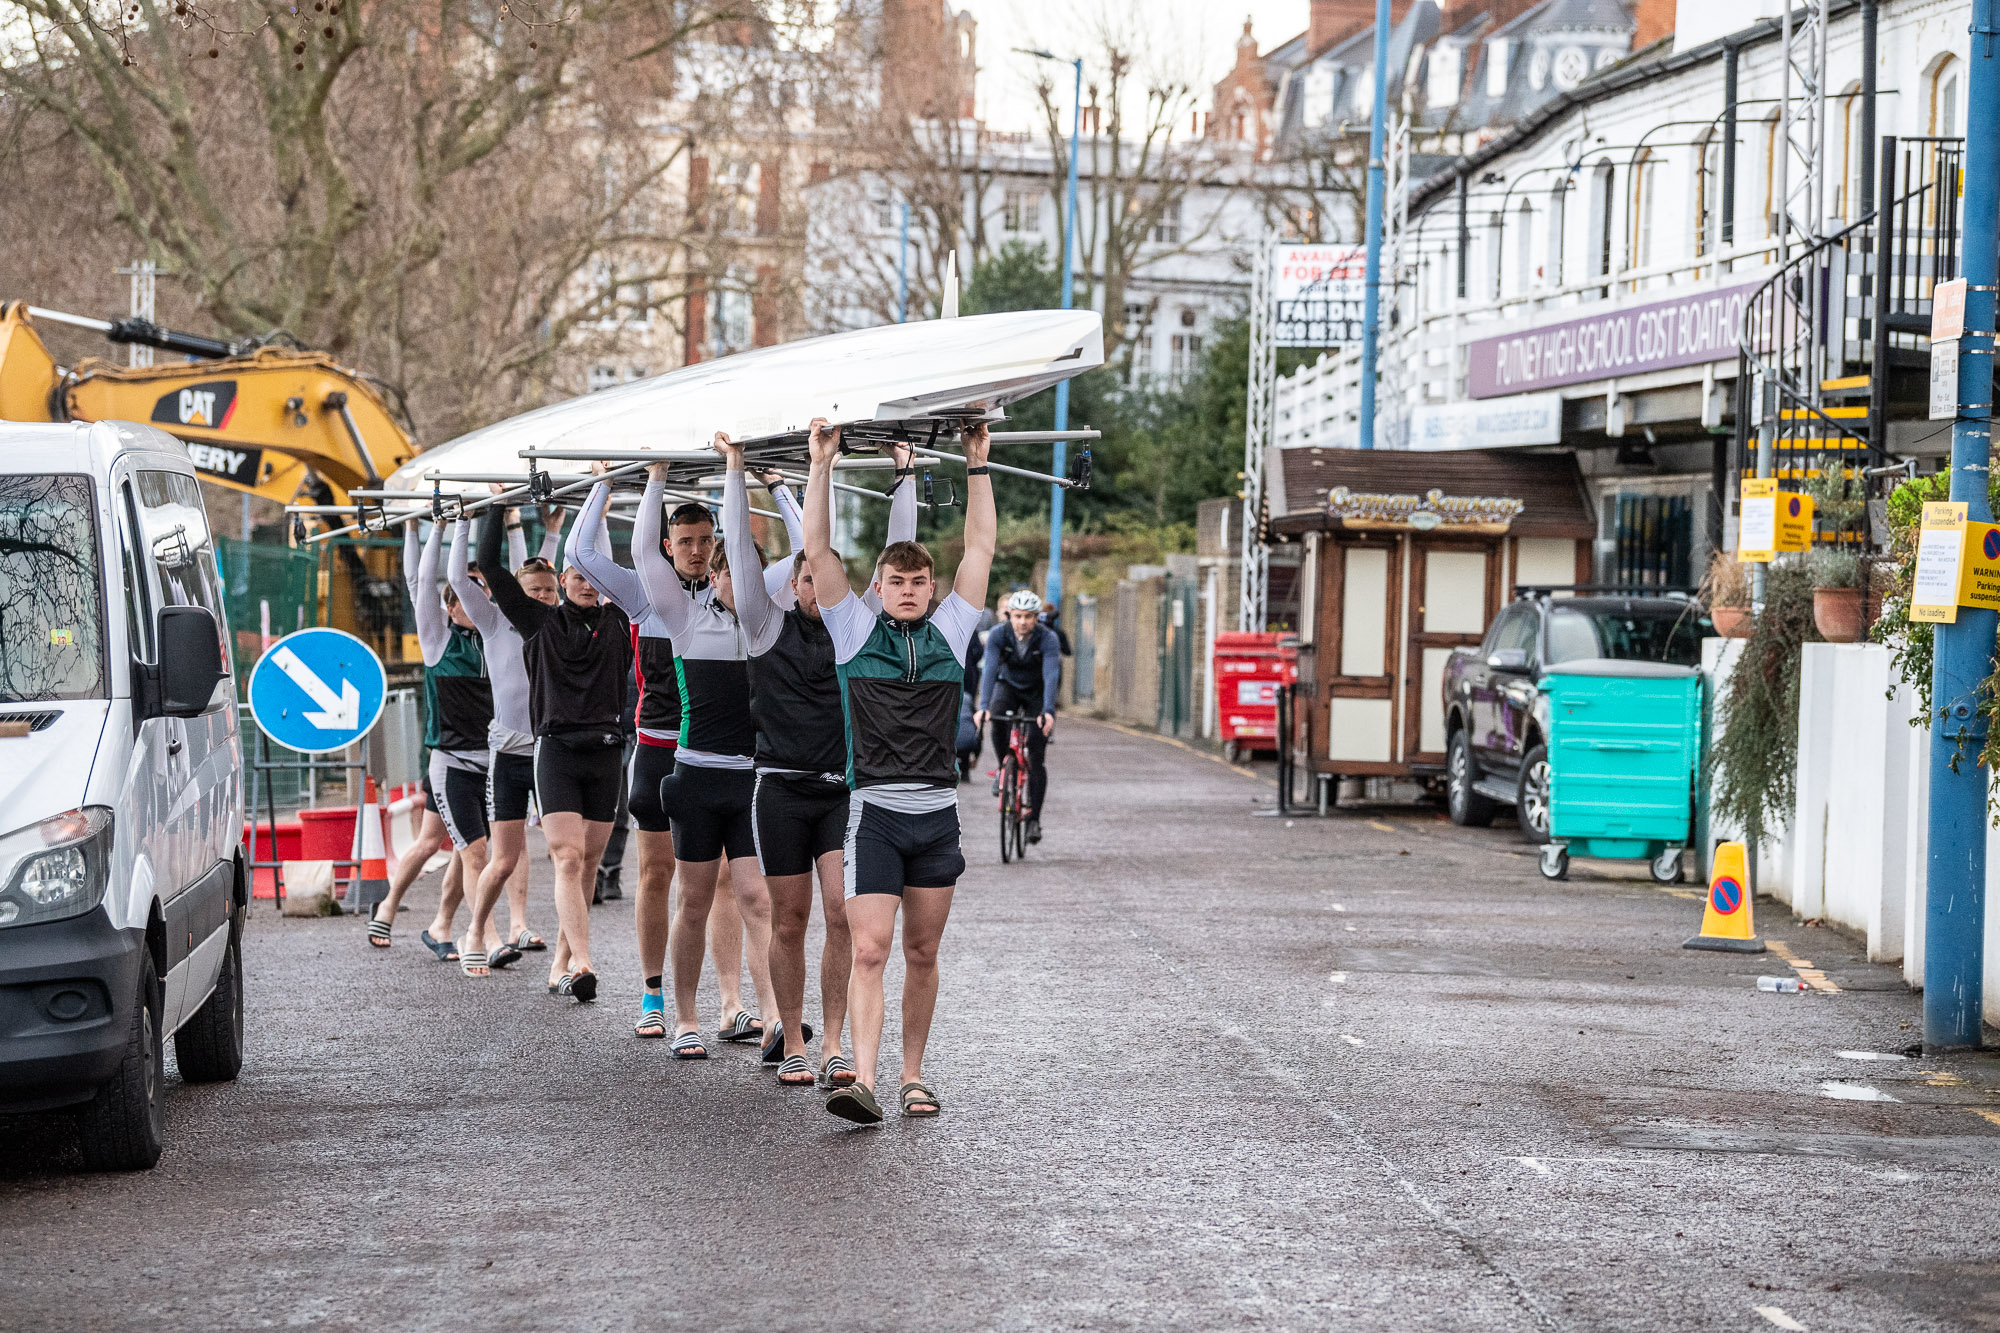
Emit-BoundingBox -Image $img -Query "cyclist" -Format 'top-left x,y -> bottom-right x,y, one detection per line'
975,590 -> 1061,845
728,433 -> 918,1087
804,416 -> 995,1125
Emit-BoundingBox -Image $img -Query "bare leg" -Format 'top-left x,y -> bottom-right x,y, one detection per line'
436,849 -> 467,942
374,809 -> 446,934
815,848 -> 851,1060
467,819 -> 524,954
843,893 -> 898,1093
897,885 -> 954,1097
503,854 -> 532,944
449,840 -> 495,965
708,858 -> 747,1025
669,859 -> 721,1036
635,829 -> 676,990
766,870 -> 812,1057
541,812 -> 603,982
728,857 -> 777,1040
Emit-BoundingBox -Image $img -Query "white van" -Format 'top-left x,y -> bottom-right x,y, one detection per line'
0,420 -> 244,1170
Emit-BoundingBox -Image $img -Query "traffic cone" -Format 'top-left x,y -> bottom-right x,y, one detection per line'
1683,840 -> 1765,953
347,776 -> 392,915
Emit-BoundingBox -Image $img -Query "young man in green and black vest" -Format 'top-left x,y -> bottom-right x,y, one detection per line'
803,416 -> 995,1124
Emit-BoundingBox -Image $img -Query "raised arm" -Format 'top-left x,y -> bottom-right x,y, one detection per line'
447,518 -> 500,637
725,443 -> 782,652
755,470 -> 801,610
565,479 -> 648,616
803,418 -> 854,607
478,505 -> 548,638
412,520 -> 451,666
505,509 -> 528,570
633,467 -> 699,639
862,443 -> 920,615
538,503 -> 566,565
952,423 -> 996,609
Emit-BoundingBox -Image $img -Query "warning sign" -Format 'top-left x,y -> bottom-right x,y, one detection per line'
1911,501 -> 1969,623
1960,520 -> 2000,613
1738,478 -> 1813,562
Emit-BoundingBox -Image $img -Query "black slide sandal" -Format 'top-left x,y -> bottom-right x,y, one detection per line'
825,1084 -> 883,1125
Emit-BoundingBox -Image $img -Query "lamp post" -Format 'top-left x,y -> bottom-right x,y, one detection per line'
1358,0 -> 1391,449
1021,48 -> 1084,609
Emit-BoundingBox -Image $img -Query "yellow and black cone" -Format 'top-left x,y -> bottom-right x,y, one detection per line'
1683,840 -> 1765,953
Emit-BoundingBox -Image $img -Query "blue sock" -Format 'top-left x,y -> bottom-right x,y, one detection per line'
640,991 -> 664,1012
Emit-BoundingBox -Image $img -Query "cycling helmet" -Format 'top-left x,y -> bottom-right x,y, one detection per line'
1007,590 -> 1044,613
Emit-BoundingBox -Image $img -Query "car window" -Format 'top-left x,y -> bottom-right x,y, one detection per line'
0,474 -> 108,701
1548,605 -> 1711,665
133,471 -> 232,687
1492,606 -> 1538,660
1545,607 -> 1601,664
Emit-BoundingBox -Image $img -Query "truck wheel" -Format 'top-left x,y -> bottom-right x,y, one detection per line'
175,928 -> 244,1083
76,951 -> 164,1172
1446,732 -> 1496,827
1516,744 -> 1552,844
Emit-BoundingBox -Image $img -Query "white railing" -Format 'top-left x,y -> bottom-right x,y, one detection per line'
1273,235 -> 1790,450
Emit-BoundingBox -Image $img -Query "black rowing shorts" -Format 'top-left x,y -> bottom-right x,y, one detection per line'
843,801 -> 964,899
429,752 -> 490,850
628,741 -> 678,834
663,762 -> 756,864
487,749 -> 536,824
752,773 -> 849,878
533,730 -> 625,823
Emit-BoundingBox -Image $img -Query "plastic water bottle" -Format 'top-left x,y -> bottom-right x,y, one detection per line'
1757,976 -> 1804,993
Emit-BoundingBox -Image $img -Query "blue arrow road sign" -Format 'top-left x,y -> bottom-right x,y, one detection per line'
247,628 -> 387,754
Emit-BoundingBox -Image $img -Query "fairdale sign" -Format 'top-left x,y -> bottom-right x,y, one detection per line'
1467,280 -> 1761,398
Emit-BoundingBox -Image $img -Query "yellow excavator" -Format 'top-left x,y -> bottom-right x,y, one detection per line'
0,300 -> 414,658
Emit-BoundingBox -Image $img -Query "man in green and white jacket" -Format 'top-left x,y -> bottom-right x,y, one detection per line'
803,415 -> 994,1125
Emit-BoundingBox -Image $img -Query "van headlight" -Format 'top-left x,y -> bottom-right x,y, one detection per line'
0,808 -> 112,928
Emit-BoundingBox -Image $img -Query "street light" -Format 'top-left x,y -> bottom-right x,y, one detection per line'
1019,47 -> 1083,611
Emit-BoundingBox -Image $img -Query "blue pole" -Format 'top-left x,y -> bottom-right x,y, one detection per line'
1925,0 -> 1997,1052
1358,0 -> 1391,450
897,203 -> 911,323
1048,57 -> 1083,609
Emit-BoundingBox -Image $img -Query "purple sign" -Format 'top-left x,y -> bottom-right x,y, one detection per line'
1466,280 -> 1760,399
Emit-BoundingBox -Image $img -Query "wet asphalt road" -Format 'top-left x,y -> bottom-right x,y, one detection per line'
3,719 -> 1999,1332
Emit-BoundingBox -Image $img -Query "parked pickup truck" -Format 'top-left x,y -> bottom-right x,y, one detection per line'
1442,588 -> 1711,842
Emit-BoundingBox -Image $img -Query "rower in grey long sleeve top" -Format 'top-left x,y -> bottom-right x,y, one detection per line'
447,512 -> 563,754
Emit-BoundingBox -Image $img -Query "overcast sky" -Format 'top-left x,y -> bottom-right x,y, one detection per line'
958,0 -> 1306,132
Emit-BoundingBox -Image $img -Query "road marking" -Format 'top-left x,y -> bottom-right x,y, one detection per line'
1754,1306 -> 1808,1331
1819,1081 -> 1899,1102
1836,1050 -> 1908,1061
1344,925 -> 1357,932
1341,1034 -> 1366,1047
1328,902 -> 1347,912
1767,939 -> 1841,992
1368,820 -> 1395,833
1327,971 -> 1348,984
1507,1157 -> 1553,1176
1967,1108 -> 2000,1129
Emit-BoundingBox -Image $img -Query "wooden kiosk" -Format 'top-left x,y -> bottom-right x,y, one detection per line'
1265,448 -> 1596,786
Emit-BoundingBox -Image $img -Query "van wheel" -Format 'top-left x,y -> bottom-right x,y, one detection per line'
76,951 -> 164,1171
175,929 -> 244,1083
1446,732 -> 1496,827
1516,744 -> 1552,844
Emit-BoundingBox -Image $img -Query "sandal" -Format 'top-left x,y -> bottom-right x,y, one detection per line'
556,970 -> 598,1003
899,1082 -> 941,1118
460,951 -> 489,979
825,1083 -> 883,1125
759,1020 -> 816,1065
513,928 -> 547,952
548,973 -> 571,995
820,1054 -> 857,1088
487,941 -> 524,971
421,930 -> 459,963
366,916 -> 392,948
719,1009 -> 763,1043
634,996 -> 667,1038
670,1031 -> 709,1060
777,1055 -> 816,1086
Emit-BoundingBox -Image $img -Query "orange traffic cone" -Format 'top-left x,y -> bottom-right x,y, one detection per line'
1683,840 -> 1765,953
347,776 -> 392,915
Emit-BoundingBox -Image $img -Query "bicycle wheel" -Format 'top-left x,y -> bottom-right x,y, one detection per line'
1012,753 -> 1030,859
999,753 -> 1018,863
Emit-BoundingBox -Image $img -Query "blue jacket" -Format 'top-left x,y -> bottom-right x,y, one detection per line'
979,623 -> 1062,715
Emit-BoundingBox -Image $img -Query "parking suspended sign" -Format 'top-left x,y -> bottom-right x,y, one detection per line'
247,628 -> 388,753
1273,244 -> 1366,347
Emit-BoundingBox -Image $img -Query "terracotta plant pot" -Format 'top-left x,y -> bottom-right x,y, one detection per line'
1813,586 -> 1865,643
1712,605 -> 1754,639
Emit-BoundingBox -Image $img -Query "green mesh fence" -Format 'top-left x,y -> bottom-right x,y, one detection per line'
215,536 -> 320,683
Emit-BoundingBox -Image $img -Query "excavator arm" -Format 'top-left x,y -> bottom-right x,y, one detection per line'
0,301 -> 413,505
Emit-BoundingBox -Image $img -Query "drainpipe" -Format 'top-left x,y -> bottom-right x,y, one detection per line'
1924,0 -> 1998,1052
1860,0 -> 1878,217
1721,43 -> 1739,252
1456,171 -> 1469,301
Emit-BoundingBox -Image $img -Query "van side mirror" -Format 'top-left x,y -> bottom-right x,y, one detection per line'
158,606 -> 226,717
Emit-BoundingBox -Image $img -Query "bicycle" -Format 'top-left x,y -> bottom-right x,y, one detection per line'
992,711 -> 1036,863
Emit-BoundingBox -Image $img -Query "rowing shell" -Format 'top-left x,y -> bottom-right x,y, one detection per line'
386,309 -> 1102,494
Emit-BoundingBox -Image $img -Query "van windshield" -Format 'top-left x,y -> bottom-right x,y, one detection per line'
0,475 -> 107,701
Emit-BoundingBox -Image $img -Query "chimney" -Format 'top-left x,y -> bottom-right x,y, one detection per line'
1631,0 -> 1675,49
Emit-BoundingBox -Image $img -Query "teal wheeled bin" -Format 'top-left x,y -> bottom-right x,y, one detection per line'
1535,660 -> 1701,883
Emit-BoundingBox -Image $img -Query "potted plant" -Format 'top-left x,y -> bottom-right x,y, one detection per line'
1701,549 -> 1754,638
1808,545 -> 1867,642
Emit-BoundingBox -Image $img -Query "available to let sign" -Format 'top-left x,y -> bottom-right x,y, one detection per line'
1272,244 -> 1366,347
